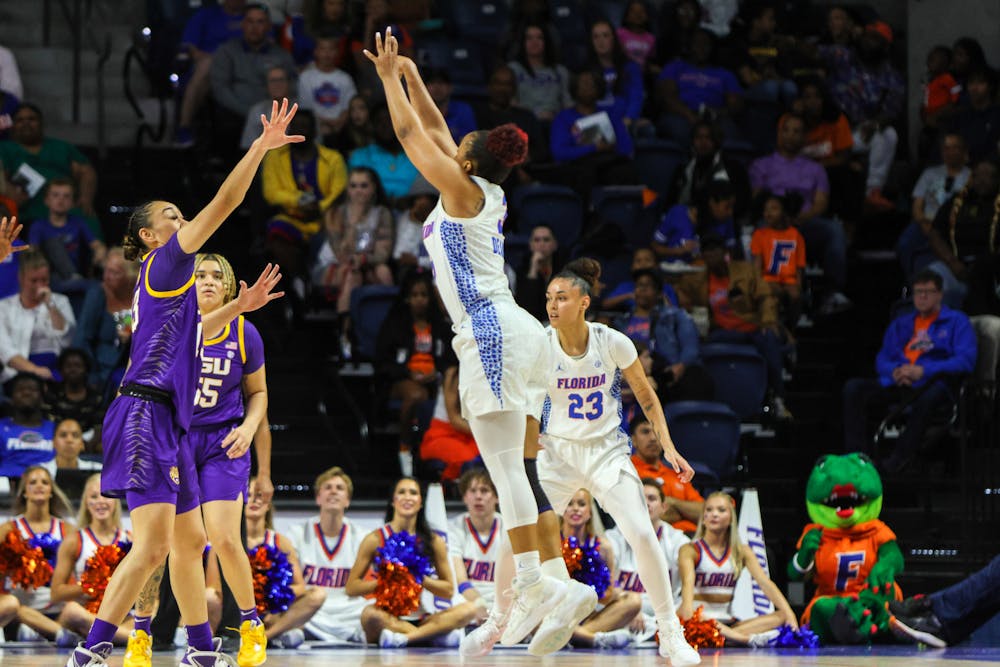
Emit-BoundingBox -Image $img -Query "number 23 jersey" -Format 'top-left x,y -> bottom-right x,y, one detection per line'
190,315 -> 265,427
541,322 -> 638,442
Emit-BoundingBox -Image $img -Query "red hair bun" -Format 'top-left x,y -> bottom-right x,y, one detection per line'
486,123 -> 529,168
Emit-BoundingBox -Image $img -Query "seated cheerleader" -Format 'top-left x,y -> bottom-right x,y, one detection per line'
344,477 -> 478,648
677,492 -> 798,646
0,465 -> 76,644
243,476 -> 327,648
49,474 -> 132,644
561,489 -> 642,649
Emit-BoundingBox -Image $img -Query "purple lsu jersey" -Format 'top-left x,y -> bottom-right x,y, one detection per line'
191,316 -> 265,427
120,235 -> 200,430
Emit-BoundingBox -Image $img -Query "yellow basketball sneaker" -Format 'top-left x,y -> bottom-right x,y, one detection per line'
123,630 -> 152,667
237,620 -> 267,667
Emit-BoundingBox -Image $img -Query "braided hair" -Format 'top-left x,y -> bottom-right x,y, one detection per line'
195,253 -> 238,303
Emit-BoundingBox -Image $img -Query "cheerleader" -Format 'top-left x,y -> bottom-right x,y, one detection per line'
243,477 -> 327,647
345,477 -> 477,647
0,465 -> 75,643
678,492 -> 797,645
365,30 -> 570,646
49,474 -> 132,644
561,489 -> 642,649
447,468 -> 504,620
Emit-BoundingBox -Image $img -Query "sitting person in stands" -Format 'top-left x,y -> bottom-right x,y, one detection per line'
43,349 -> 105,452
515,224 -> 561,323
29,179 -> 106,279
652,179 -> 739,262
666,120 -> 751,220
392,176 -> 436,284
629,415 -> 704,533
263,108 -> 347,283
507,22 -> 572,123
0,374 -> 56,478
675,234 -> 791,419
419,362 -> 478,483
72,248 -> 135,394
750,192 -> 806,334
348,104 -> 418,203
299,36 -> 357,141
603,247 -> 679,311
612,269 -> 713,404
375,273 -> 451,477
586,19 -> 645,128
0,250 -> 75,384
286,467 -> 368,645
423,68 -> 477,145
240,66 -> 300,150
842,269 -> 977,474
472,64 -> 547,174
41,418 -> 101,476
345,477 -> 476,648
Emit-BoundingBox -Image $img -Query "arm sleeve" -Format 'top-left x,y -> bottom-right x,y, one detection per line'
875,318 -> 906,384
606,327 -> 640,370
242,320 -> 265,374
146,234 -> 196,294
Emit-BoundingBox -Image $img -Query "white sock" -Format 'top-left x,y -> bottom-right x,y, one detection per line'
541,556 -> 570,581
513,551 -> 541,585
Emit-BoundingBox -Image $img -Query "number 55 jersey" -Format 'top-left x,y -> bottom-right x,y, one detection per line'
191,315 -> 264,427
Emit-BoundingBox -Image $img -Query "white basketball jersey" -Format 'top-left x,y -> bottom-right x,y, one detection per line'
11,516 -> 66,611
289,518 -> 368,631
693,539 -> 738,620
606,523 -> 688,612
447,512 -> 503,607
541,322 -> 639,441
73,527 -> 130,579
422,176 -> 513,326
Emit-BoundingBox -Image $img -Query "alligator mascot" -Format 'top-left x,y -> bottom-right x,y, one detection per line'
787,453 -> 904,644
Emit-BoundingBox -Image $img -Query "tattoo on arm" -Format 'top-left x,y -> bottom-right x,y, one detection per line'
642,402 -> 654,413
136,563 -> 165,614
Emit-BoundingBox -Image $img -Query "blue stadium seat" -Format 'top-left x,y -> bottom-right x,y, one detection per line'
444,0 -> 510,46
349,285 -> 399,361
510,184 -> 584,248
415,39 -> 486,98
590,185 -> 654,250
700,343 -> 768,420
634,139 -> 687,196
664,400 -> 741,483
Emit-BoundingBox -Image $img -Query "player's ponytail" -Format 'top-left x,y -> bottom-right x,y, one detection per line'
122,203 -> 154,261
467,124 -> 529,184
556,257 -> 602,296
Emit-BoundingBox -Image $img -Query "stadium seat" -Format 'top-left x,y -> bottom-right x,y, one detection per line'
415,39 -> 486,98
504,232 -> 530,271
550,0 -> 588,69
634,139 -> 687,196
700,343 -> 768,420
590,185 -> 654,250
510,184 -> 584,248
664,400 -> 742,483
444,0 -> 510,47
349,285 -> 399,362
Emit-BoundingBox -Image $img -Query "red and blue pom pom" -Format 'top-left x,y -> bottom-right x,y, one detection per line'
82,541 -> 132,613
28,533 -> 60,568
247,544 -> 295,615
771,624 -> 820,648
562,536 -> 610,599
0,530 -> 54,591
373,531 -> 434,617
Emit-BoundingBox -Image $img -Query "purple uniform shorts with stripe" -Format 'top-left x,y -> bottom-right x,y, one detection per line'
186,421 -> 251,503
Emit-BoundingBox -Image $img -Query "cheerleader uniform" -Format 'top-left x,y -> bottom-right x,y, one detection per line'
446,513 -> 504,609
691,539 -> 739,622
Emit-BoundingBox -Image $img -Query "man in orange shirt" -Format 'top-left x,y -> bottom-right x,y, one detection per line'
841,269 -> 977,473
629,415 -> 703,533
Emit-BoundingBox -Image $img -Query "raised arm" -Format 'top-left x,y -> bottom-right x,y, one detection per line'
398,56 -> 459,157
177,99 -> 304,254
201,264 -> 284,343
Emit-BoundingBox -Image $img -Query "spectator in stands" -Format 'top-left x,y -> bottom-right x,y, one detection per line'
0,103 -> 98,225
725,2 -> 796,106
346,477 -> 474,647
0,43 -> 23,99
0,251 -> 75,384
447,470 -> 498,619
515,224 -> 560,322
41,418 -> 101,476
925,159 -> 1000,308
823,5 -> 860,48
587,19 -> 645,128
423,68 -> 477,144
655,0 -> 700,65
629,416 -> 704,533
348,104 -> 419,202
947,68 -> 1000,164
29,179 -> 107,279
818,20 -> 904,209
950,37 -> 989,106
750,192 -> 806,334
175,0 -> 247,146
299,36 -> 358,140
603,247 -> 679,311
667,120 -> 751,219
393,176 -> 436,282
842,269 -> 977,474
284,0 -> 355,67
72,248 -> 133,393
675,234 -> 791,419
896,133 -> 970,282
43,348 -> 105,451
0,373 -> 56,477
653,178 -> 739,262
612,268 -> 713,404
919,45 -> 961,157
210,4 -> 298,126
420,363 -> 479,483
507,22 -> 572,123
263,108 -> 347,282
617,1 -> 657,75
375,273 -> 450,477
240,65 -> 299,150
550,70 -> 636,200
472,64 -> 547,181
330,95 -> 373,156
750,113 -> 850,315
798,79 -> 852,168
655,28 -> 743,145
286,467 -> 368,644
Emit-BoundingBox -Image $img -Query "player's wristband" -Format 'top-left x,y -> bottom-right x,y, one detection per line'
458,582 -> 473,594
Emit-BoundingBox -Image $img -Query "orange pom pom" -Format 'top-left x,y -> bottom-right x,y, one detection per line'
0,530 -> 53,592
561,538 -> 583,576
680,607 -> 725,649
374,562 -> 422,617
248,546 -> 274,615
81,544 -> 130,613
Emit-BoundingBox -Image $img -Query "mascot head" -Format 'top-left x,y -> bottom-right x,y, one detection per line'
806,453 -> 883,529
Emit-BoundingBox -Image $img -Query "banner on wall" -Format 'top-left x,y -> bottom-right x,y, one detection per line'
731,488 -> 775,620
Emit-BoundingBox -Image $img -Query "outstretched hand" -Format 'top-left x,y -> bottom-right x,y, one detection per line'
235,263 -> 285,314
0,216 -> 27,263
662,443 -> 695,483
362,27 -> 400,80
257,98 -> 305,150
